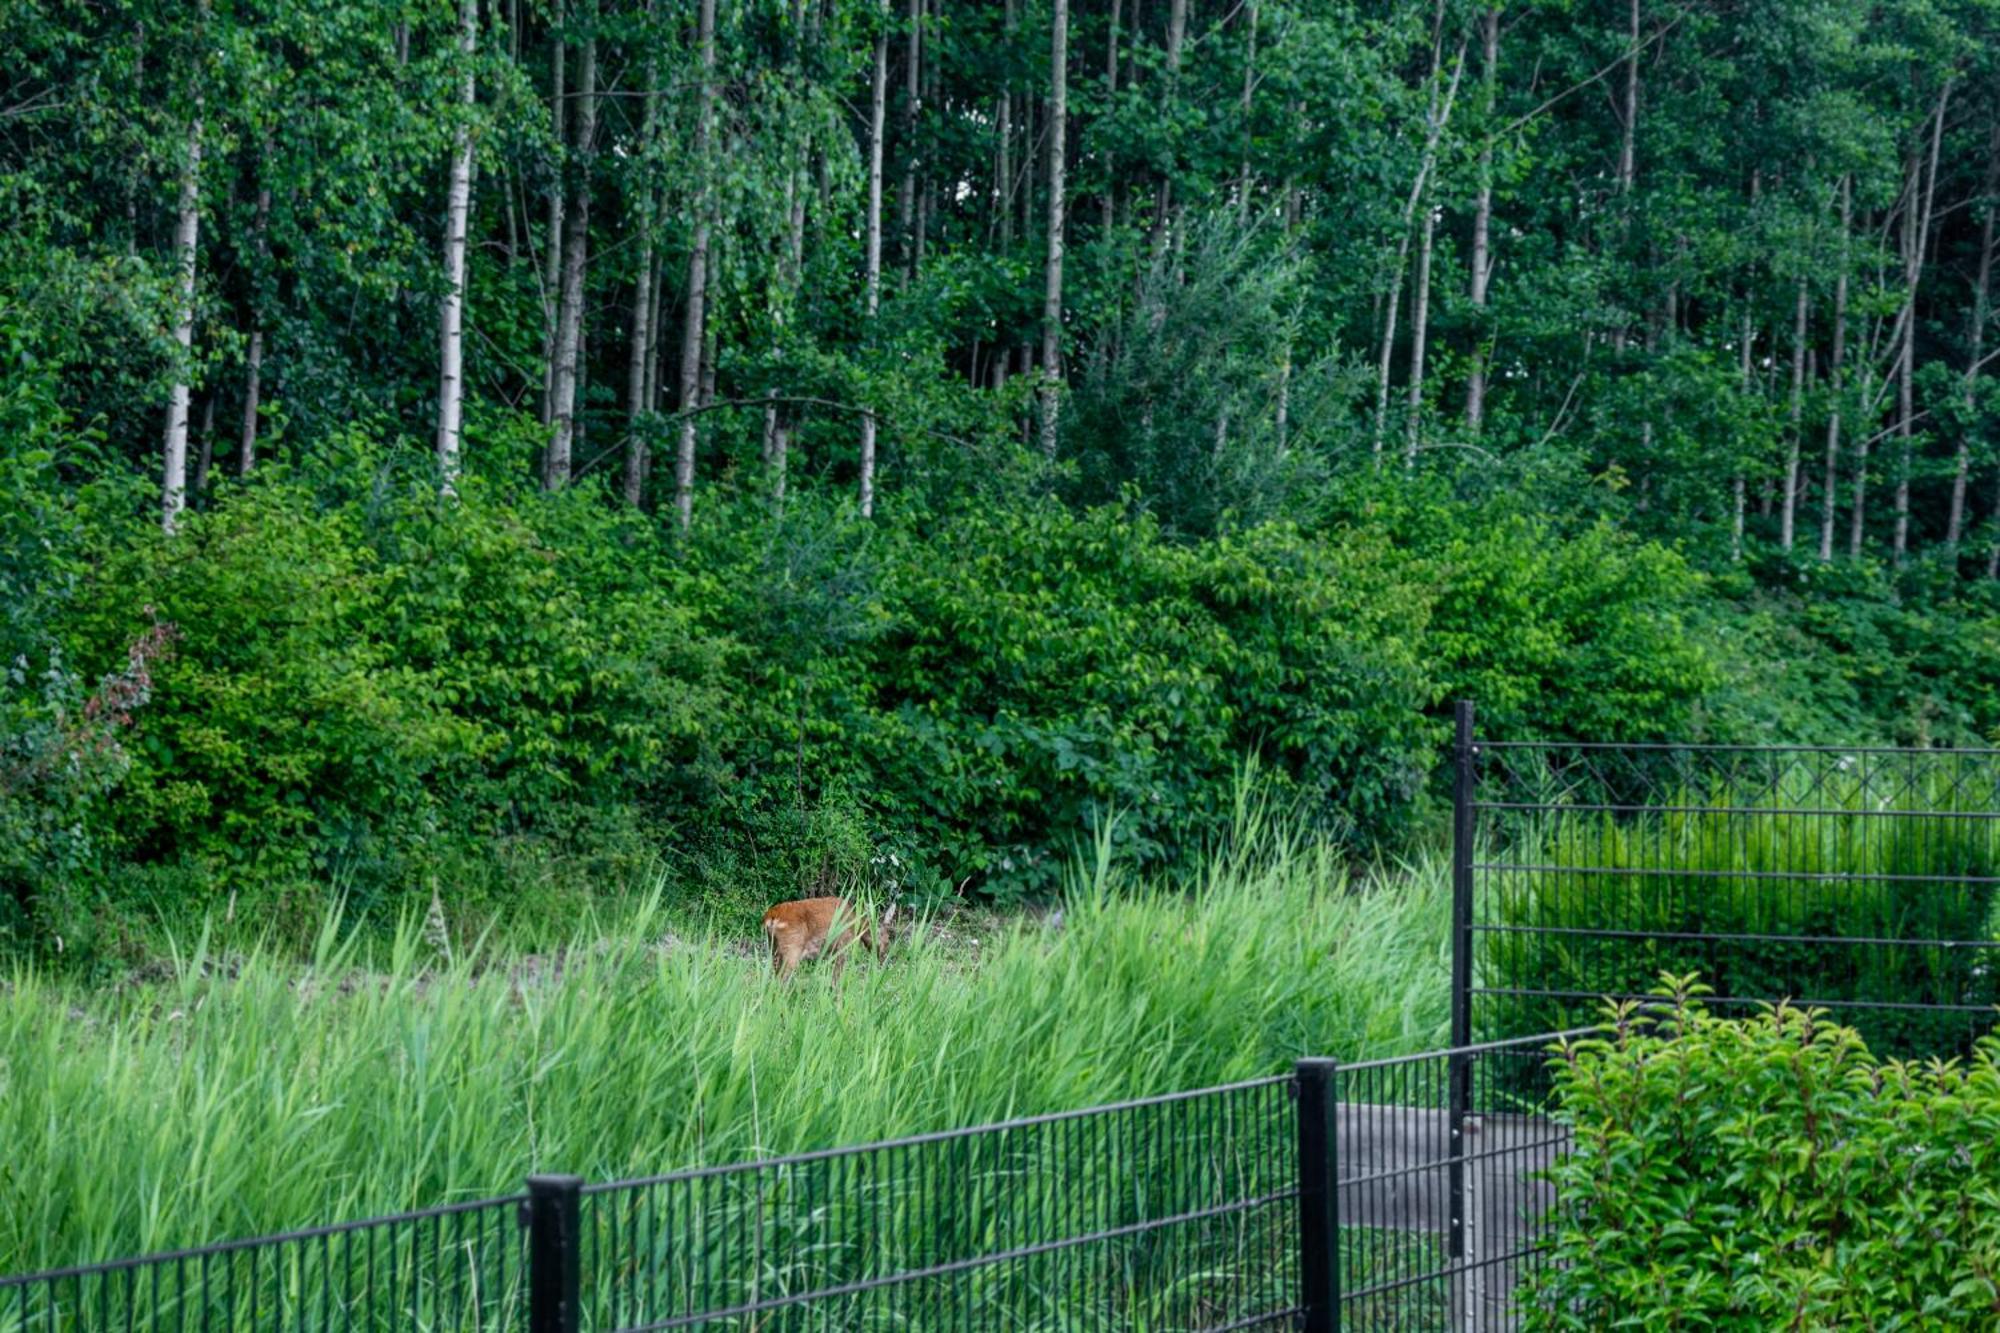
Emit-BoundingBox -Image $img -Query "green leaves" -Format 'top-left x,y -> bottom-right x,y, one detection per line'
1529,986 -> 2000,1330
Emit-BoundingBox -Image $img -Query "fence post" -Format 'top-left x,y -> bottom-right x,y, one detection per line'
1294,1058 -> 1339,1333
526,1174 -> 583,1333
1449,701 -> 1476,1278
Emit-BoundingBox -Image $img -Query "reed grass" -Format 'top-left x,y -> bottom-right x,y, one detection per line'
0,818 -> 1449,1279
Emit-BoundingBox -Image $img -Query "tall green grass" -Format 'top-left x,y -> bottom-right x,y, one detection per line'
0,821 -> 1448,1278
1483,772 -> 2000,1056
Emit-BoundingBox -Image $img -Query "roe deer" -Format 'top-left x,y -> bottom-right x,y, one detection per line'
762,897 -> 898,982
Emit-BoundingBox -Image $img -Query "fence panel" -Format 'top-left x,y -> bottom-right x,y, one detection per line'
0,1195 -> 528,1333
1459,712 -> 2000,1059
1325,1034 -> 1572,1333
574,1076 -> 1299,1332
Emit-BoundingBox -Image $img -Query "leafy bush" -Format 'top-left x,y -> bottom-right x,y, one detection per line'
1527,982 -> 2000,1331
61,442 -> 730,935
1484,770 -> 2000,1058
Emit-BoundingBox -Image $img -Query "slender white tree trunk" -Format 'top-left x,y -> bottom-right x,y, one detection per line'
1779,274 -> 1808,550
540,12 -> 566,425
1463,9 -> 1498,431
1405,176 -> 1439,460
1947,124 -> 1996,550
1894,82 -> 1951,563
162,106 -> 204,534
1819,175 -> 1851,562
859,0 -> 888,515
622,29 -> 659,507
1038,0 -> 1069,459
897,0 -> 921,283
674,0 -> 716,529
1609,0 -> 1638,353
435,0 -> 478,493
239,145 -> 272,477
544,23 -> 594,490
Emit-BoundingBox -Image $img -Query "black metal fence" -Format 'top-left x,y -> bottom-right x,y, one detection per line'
0,1193 -> 529,1331
0,1077 -> 1304,1332
1299,1032 -> 1577,1333
1454,702 -> 2000,1059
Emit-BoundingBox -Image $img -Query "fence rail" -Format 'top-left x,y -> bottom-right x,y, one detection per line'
1456,703 -> 2000,1061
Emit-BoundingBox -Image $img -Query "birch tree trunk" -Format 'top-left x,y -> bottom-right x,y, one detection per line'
162,103 -> 204,534
674,0 -> 717,529
239,143 -> 272,476
1851,357 -> 1877,558
435,0 -> 478,494
897,0 -> 921,283
622,28 -> 660,507
539,12 -> 566,426
1038,0 -> 1069,459
1819,175 -> 1851,562
1609,0 -> 1639,353
1779,274 -> 1808,550
1894,81 -> 1951,564
1463,8 -> 1498,432
1373,27 -> 1465,457
858,0 -> 889,516
1236,2 -> 1257,220
1947,123 -> 1996,550
1101,0 -> 1121,234
544,15 -> 595,491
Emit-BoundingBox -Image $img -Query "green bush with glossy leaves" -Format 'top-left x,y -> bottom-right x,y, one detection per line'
1527,980 -> 2000,1331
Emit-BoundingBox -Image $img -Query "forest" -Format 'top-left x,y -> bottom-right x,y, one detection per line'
4,0 -> 2000,958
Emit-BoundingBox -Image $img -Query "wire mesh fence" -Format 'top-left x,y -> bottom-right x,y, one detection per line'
577,1076 -> 1300,1331
1314,1034 -> 1576,1333
0,1194 -> 528,1333
0,1079 -> 1301,1333
1458,711 -> 2000,1059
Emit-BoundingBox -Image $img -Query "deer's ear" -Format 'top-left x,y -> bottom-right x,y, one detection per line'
883,904 -> 898,926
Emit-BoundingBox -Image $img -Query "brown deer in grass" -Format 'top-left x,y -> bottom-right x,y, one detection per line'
761,897 -> 898,982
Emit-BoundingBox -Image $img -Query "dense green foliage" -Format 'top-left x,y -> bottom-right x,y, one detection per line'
5,0 -> 2000,949
0,825 -> 1448,1275
1485,776 -> 2000,1056
1528,982 -> 2000,1330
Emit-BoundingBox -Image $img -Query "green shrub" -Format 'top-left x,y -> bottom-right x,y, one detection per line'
1526,981 -> 2000,1331
61,443 -> 730,937
1483,769 -> 2000,1059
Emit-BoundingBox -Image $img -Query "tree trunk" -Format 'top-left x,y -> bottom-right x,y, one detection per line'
544,15 -> 596,491
1779,274 -> 1808,550
1236,2 -> 1258,220
1405,162 -> 1440,460
1374,26 -> 1465,457
1101,0 -> 1122,234
897,0 -> 921,283
1894,80 -> 1952,564
1851,358 -> 1876,559
191,390 -> 216,497
1819,175 -> 1851,562
162,105 -> 204,535
239,142 -> 272,477
674,0 -> 717,529
435,0 -> 478,494
1037,0 -> 1069,459
1947,123 -> 1996,550
859,0 -> 889,515
1609,0 -> 1639,353
1463,8 -> 1499,432
995,0 -> 1015,250
1733,298 -> 1753,562
540,12 -> 566,426
622,30 -> 660,507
